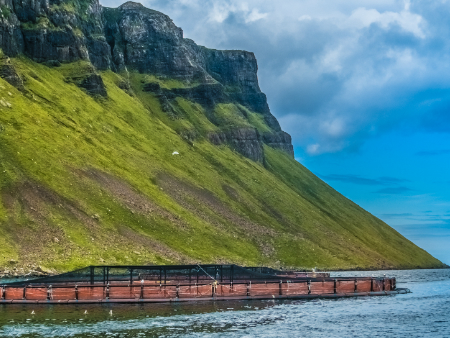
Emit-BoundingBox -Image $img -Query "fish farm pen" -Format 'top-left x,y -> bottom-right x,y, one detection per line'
0,264 -> 408,304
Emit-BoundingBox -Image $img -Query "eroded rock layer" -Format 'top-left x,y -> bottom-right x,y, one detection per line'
0,0 -> 293,161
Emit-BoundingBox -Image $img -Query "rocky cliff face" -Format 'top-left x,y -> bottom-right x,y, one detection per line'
0,0 -> 294,161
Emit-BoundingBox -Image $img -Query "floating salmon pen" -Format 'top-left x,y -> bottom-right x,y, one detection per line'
0,264 -> 407,304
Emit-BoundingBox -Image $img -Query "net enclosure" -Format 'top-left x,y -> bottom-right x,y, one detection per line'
4,264 -> 337,287
1,265 -> 400,303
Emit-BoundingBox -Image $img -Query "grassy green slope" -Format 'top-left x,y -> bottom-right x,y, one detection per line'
0,57 -> 443,273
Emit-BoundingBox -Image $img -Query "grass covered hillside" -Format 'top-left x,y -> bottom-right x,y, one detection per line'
0,55 -> 443,274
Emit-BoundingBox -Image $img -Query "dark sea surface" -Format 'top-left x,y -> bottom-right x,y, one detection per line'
0,269 -> 449,337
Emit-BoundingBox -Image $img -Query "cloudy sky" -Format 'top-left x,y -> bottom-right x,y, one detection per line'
102,0 -> 450,264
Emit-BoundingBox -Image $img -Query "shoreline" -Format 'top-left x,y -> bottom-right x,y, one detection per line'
1,266 -> 448,282
323,265 -> 450,272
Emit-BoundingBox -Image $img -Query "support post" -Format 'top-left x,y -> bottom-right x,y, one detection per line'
130,269 -> 133,285
176,284 -> 180,299
47,285 -> 52,300
106,267 -> 109,285
355,279 -> 357,293
279,281 -> 282,296
308,280 -> 311,295
164,268 -> 167,285
1,286 -> 5,300
370,278 -> 373,292
75,285 -> 78,300
106,284 -> 110,299
334,279 -> 337,294
247,281 -> 250,297
23,286 -> 27,300
90,266 -> 94,285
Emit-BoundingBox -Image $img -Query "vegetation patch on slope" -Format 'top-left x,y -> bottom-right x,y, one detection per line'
0,57 -> 443,274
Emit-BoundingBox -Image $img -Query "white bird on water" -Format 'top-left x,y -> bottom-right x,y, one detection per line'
31,310 -> 35,315
110,310 -> 113,316
84,310 -> 88,315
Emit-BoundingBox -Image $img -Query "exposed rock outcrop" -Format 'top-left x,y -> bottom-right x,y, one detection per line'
262,132 -> 295,157
143,82 -> 228,108
0,56 -> 24,90
63,62 -> 107,96
208,128 -> 264,162
0,0 -> 294,159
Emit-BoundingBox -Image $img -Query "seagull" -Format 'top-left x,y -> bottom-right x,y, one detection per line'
84,310 -> 88,315
31,310 -> 35,315
109,310 -> 113,316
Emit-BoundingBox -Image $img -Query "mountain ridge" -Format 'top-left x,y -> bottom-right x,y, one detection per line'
0,0 -> 444,275
0,0 -> 294,162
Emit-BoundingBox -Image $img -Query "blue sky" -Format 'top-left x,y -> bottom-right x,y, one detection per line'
102,0 -> 450,264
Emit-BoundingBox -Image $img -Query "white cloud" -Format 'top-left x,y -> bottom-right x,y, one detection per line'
205,1 -> 268,24
347,7 -> 425,38
246,9 -> 268,22
320,116 -> 346,137
307,143 -> 321,155
298,15 -> 312,21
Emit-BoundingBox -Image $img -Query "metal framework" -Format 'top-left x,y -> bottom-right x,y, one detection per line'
0,264 -> 403,304
4,264 -> 313,287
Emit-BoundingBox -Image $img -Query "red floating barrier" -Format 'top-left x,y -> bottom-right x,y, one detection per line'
311,281 -> 334,294
179,284 -> 211,298
282,282 -> 309,295
160,285 -> 177,298
23,287 -> 47,301
5,288 -> 24,300
384,278 -> 391,291
336,280 -> 355,293
357,280 -> 372,292
142,286 -> 166,299
109,286 -> 141,299
249,283 -> 279,297
0,265 -> 398,303
372,280 -> 383,292
217,283 -> 247,297
52,288 -> 77,301
77,286 -> 104,300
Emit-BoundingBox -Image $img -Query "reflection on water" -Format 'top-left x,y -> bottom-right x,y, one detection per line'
1,269 -> 449,337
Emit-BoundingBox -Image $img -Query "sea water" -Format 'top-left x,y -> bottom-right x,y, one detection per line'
0,269 -> 449,337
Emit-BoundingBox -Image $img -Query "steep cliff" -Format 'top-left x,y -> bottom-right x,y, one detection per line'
0,0 -> 292,162
0,0 -> 443,274
102,1 -> 293,161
